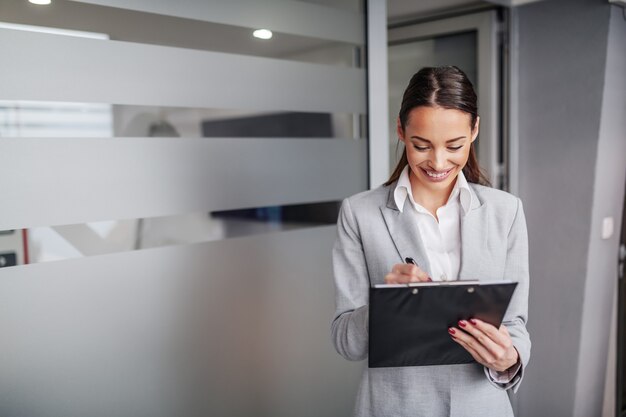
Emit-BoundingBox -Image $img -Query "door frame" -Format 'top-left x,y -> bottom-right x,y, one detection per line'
388,11 -> 501,188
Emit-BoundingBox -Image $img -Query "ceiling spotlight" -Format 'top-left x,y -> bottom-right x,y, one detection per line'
29,0 -> 52,4
253,29 -> 273,40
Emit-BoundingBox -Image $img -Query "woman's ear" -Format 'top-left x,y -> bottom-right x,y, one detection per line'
470,116 -> 480,143
396,117 -> 405,143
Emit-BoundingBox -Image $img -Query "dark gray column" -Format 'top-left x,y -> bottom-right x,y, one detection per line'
513,0 -> 626,416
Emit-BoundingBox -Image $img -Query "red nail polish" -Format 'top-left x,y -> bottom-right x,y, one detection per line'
448,328 -> 456,335
469,319 -> 477,325
458,320 -> 466,328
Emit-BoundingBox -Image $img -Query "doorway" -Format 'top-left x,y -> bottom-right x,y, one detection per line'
388,10 -> 505,189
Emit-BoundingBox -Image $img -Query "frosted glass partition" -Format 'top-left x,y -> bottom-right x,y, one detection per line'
0,138 -> 367,230
0,28 -> 366,114
0,0 -> 372,415
0,226 -> 363,417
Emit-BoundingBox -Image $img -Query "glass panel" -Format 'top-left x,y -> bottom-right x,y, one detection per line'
387,31 -> 478,172
0,201 -> 341,268
0,226 -> 362,417
0,28 -> 366,114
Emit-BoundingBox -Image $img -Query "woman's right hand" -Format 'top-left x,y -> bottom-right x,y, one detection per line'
384,263 -> 432,284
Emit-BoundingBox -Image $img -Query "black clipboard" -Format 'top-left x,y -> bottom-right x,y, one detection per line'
368,281 -> 518,368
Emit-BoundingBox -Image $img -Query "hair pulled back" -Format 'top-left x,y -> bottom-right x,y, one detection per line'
384,66 -> 490,186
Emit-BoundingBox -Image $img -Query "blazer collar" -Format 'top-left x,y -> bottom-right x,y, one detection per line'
381,180 -> 487,279
384,179 -> 483,212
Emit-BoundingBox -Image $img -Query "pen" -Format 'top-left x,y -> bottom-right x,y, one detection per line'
405,257 -> 432,282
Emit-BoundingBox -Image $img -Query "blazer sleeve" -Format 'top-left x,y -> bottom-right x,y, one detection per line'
330,198 -> 370,361
486,197 -> 531,392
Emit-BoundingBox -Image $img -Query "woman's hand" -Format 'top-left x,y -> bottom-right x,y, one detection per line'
384,263 -> 431,284
449,318 -> 519,373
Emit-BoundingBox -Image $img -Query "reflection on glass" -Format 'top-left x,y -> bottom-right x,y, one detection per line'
2,201 -> 340,268
0,229 -> 25,267
0,101 -> 113,138
0,101 -> 362,139
116,107 -> 362,139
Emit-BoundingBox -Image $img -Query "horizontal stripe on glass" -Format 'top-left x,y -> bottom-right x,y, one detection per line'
0,137 -> 367,230
0,28 -> 366,114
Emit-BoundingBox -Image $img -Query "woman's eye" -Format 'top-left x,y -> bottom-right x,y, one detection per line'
448,146 -> 463,151
413,145 -> 429,151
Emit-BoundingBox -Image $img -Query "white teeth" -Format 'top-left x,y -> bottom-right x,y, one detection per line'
425,169 -> 450,178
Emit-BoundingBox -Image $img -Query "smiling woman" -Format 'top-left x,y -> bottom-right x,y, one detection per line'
387,66 -> 490,189
397,105 -> 479,215
331,66 -> 531,417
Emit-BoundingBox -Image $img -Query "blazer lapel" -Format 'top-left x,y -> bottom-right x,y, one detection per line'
379,185 -> 431,275
458,185 -> 489,280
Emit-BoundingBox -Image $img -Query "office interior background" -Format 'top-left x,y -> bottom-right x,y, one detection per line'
0,0 -> 624,416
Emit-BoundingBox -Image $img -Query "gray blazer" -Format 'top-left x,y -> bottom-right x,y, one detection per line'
331,181 -> 530,417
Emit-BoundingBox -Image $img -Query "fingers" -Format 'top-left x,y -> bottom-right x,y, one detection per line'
449,320 -> 518,372
384,264 -> 431,284
449,330 -> 484,363
449,324 -> 500,368
466,319 -> 514,352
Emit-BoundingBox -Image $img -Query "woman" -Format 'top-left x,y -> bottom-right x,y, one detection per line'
331,66 -> 530,417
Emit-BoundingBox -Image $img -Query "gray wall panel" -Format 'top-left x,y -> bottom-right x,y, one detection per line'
0,226 -> 363,417
0,137 -> 367,230
514,0 -> 611,416
0,28 -> 366,114
574,6 -> 626,417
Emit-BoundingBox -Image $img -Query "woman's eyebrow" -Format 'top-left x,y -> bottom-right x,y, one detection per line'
410,136 -> 466,143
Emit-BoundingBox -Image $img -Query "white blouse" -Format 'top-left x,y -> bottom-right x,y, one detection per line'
392,165 -> 520,384
393,165 -> 472,281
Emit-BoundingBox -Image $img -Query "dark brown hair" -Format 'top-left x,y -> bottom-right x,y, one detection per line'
384,66 -> 490,187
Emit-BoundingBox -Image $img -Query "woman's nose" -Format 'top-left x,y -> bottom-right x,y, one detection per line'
430,150 -> 447,170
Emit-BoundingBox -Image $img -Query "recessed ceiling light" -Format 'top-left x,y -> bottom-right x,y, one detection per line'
253,29 -> 273,40
29,0 -> 52,4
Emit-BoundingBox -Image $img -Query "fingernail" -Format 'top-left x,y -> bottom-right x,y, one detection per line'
427,277 -> 433,282
469,319 -> 477,325
458,320 -> 467,328
448,328 -> 456,335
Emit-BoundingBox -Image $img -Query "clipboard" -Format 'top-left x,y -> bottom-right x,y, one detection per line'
368,280 -> 518,368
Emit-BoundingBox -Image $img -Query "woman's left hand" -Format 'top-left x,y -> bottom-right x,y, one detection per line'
449,318 -> 519,373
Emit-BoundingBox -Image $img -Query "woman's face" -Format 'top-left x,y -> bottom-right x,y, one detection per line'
398,106 -> 479,195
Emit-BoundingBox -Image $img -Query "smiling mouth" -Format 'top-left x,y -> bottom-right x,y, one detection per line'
421,167 -> 454,181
